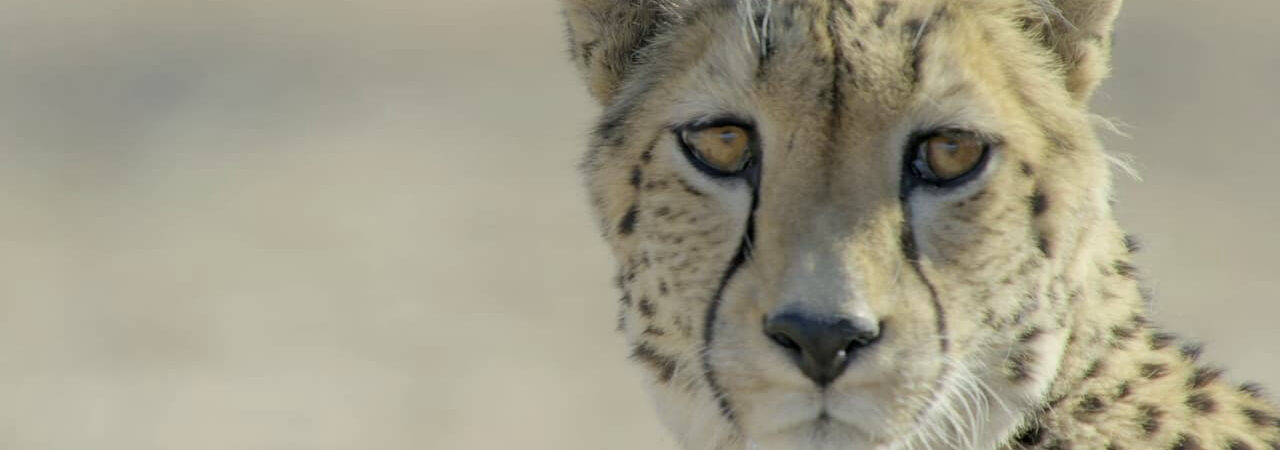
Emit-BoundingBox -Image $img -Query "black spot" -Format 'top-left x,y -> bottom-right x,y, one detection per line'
1031,190 -> 1049,216
1075,395 -> 1105,419
1006,349 -> 1035,382
594,114 -> 628,147
1114,260 -> 1138,278
904,18 -> 923,38
1047,394 -> 1069,409
1189,367 -> 1223,389
906,18 -> 927,84
1038,234 -> 1052,257
1112,324 -> 1138,342
1150,332 -> 1177,350
658,280 -> 669,295
1172,434 -> 1203,450
1139,404 -> 1164,435
1021,161 -> 1035,176
630,166 -> 643,188
1083,360 -> 1105,379
1180,343 -> 1204,361
1228,440 -> 1254,450
1124,234 -> 1143,253
1141,363 -> 1170,379
1012,423 -> 1045,446
640,146 -> 654,163
677,179 -> 706,197
930,5 -> 949,23
631,343 -> 678,382
839,59 -> 857,80
638,296 -> 656,317
642,326 -> 666,337
620,292 -> 632,306
1240,382 -> 1267,399
618,205 -> 639,235
874,1 -> 897,28
1245,408 -> 1278,428
654,206 -> 671,218
1018,326 -> 1044,343
1116,381 -> 1133,399
1187,392 -> 1216,413
579,40 -> 599,64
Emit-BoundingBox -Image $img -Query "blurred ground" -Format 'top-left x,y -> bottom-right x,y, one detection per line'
0,1 -> 1275,449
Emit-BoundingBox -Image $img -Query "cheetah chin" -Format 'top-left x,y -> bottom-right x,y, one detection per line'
560,0 -> 1280,449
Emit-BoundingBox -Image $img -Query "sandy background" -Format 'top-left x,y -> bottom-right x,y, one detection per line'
0,1 -> 1275,449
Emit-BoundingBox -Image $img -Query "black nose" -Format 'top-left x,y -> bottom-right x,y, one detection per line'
764,312 -> 881,386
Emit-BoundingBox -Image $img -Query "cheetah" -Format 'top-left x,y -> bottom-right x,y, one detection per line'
559,0 -> 1280,449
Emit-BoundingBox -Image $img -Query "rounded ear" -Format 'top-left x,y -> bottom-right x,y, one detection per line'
561,0 -> 674,105
1027,0 -> 1123,102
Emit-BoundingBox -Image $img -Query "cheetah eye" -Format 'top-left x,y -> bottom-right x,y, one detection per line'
678,123 -> 754,175
910,130 -> 991,185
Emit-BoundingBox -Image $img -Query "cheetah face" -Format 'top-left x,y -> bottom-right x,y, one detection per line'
566,1 -> 1119,448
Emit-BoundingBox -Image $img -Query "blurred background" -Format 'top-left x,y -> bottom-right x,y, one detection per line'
0,1 -> 1275,449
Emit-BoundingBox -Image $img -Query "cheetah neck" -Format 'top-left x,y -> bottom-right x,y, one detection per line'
1008,248 -> 1280,449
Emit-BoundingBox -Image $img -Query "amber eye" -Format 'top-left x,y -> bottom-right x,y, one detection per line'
679,124 -> 753,174
912,131 -> 989,184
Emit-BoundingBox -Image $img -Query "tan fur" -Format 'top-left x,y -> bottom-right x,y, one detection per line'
560,1 -> 1280,449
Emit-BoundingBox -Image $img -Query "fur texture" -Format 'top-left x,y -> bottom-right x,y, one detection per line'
560,1 -> 1280,449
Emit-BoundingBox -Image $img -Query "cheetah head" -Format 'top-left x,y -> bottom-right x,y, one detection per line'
563,0 -> 1123,448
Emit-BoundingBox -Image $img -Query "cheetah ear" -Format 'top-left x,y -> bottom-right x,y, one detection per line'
1029,0 -> 1123,102
561,0 -> 676,105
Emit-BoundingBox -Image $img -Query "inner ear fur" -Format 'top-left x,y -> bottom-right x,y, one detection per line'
561,0 -> 677,105
1025,0 -> 1123,102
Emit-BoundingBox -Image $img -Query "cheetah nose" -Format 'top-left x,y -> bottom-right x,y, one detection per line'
764,312 -> 881,386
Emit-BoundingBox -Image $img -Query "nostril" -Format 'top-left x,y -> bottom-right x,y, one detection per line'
768,330 -> 801,351
845,331 -> 879,353
844,320 -> 884,353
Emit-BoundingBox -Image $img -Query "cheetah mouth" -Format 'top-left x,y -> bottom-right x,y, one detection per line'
744,393 -> 894,447
750,414 -> 891,450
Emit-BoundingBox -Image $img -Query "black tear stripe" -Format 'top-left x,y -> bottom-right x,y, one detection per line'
899,214 -> 951,355
900,212 -> 955,428
699,170 -> 762,425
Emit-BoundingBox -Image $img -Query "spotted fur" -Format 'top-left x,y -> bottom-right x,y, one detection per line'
560,1 -> 1279,449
